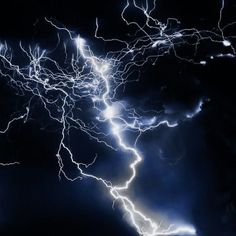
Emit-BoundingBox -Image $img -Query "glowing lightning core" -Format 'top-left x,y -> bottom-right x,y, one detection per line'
74,34 -> 196,236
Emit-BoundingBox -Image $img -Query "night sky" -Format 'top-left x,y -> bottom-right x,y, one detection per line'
0,0 -> 236,236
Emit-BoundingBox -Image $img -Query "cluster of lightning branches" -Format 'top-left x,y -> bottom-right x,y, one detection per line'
0,0 -> 235,235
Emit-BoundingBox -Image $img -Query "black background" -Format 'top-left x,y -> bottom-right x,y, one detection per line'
0,0 -> 236,236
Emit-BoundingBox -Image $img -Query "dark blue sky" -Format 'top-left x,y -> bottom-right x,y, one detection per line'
0,0 -> 236,235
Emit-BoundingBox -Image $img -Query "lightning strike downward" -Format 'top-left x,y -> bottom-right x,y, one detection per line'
73,34 -> 196,236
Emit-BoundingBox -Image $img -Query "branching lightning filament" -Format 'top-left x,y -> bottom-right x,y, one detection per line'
0,0 -> 235,235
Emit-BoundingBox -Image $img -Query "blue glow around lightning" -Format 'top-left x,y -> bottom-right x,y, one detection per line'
0,0 -> 235,235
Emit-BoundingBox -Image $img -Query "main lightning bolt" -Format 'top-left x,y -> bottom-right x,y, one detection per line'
0,0 -> 235,235
73,34 -> 196,235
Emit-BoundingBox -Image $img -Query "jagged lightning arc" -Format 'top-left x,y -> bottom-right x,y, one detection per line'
0,0 -> 235,235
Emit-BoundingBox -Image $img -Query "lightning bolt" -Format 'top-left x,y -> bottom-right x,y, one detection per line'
0,0 -> 235,235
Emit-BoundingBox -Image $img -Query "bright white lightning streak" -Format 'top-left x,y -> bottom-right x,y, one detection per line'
0,0 -> 235,235
74,34 -> 196,236
186,100 -> 204,119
